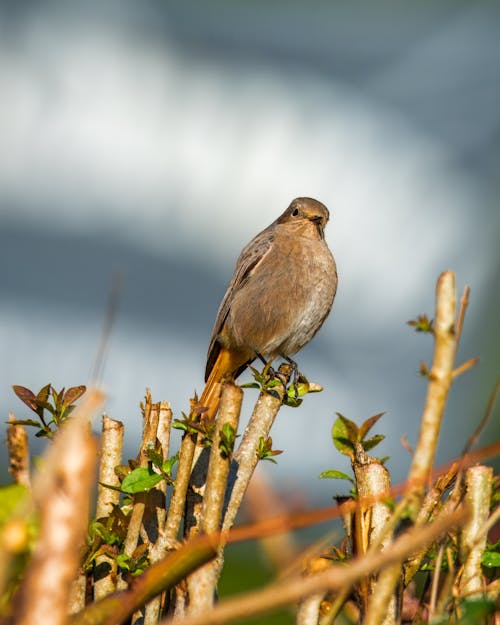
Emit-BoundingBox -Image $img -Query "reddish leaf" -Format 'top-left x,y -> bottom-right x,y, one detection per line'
62,385 -> 86,407
36,383 -> 52,403
30,398 -> 56,414
359,412 -> 385,441
12,385 -> 38,412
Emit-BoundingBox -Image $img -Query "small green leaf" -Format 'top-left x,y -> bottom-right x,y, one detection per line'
7,419 -> 42,428
332,415 -> 356,458
162,453 -> 178,476
239,382 -> 260,389
482,550 -> 500,568
334,413 -> 358,441
319,470 -> 354,483
407,314 -> 434,333
282,395 -> 302,408
121,467 -> 163,493
287,380 -> 310,399
145,448 -> 164,470
362,434 -> 385,452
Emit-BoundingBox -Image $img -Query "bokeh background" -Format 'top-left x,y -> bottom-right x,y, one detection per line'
1,1 -> 499,504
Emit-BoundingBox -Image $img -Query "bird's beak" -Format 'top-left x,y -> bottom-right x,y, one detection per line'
309,215 -> 323,224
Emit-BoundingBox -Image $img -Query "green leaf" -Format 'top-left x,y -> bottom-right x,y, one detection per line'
458,598 -> 496,623
121,467 -> 163,493
172,420 -> 189,432
482,550 -> 500,568
145,448 -> 164,470
7,419 -> 42,429
362,434 -> 385,452
407,314 -> 434,333
319,470 -> 354,483
334,413 -> 358,441
332,414 -> 356,457
162,453 -> 179,475
0,484 -> 29,526
287,379 -> 310,399
282,395 -> 302,408
239,382 -> 260,389
219,423 -> 237,458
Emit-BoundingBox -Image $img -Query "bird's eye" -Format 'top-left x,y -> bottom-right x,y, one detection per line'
292,208 -> 299,216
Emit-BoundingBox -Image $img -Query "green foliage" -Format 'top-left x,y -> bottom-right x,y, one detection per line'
331,412 -> 385,461
241,365 -> 321,408
121,467 -> 165,494
116,544 -> 149,576
455,598 -> 497,625
407,314 -> 434,333
318,469 -> 354,484
219,422 -> 238,459
10,383 -> 86,438
482,540 -> 500,569
256,436 -> 283,464
173,411 -> 216,446
0,484 -> 29,527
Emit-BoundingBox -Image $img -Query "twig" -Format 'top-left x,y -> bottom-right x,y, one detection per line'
452,357 -> 479,378
407,270 -> 457,498
428,543 -> 444,620
91,271 -> 123,384
145,401 -> 173,625
458,465 -> 493,597
222,367 -> 289,533
454,285 -> 470,351
69,534 -> 218,625
187,383 -> 243,614
94,415 -> 124,601
6,412 -> 31,488
352,450 -> 394,623
403,464 -> 458,584
161,508 -> 468,625
363,272 -> 458,625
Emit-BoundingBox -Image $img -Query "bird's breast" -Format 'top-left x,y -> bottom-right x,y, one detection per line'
225,233 -> 337,357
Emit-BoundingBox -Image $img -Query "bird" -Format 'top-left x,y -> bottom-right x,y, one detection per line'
198,196 -> 337,420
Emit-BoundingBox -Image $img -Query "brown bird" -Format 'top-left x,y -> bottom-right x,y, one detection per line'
199,197 -> 337,419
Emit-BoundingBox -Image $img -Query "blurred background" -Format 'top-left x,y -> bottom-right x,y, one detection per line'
1,1 -> 499,502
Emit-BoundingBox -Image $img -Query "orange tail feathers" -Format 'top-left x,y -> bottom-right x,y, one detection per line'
198,347 -> 245,420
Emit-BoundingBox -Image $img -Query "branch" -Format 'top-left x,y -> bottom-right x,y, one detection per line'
407,270 -> 457,497
14,388 -> 104,625
222,368 -> 289,533
458,465 -> 493,597
94,414 -> 124,601
186,383 -> 243,614
6,412 -> 31,488
161,508 -> 468,625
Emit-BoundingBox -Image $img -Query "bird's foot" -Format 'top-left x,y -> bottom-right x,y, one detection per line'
281,355 -> 300,399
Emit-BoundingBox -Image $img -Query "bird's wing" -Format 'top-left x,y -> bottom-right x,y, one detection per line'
205,227 -> 274,381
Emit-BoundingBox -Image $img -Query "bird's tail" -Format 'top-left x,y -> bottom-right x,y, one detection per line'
198,347 -> 245,420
